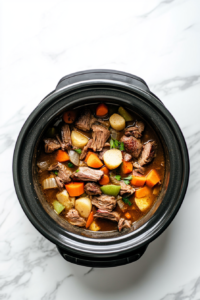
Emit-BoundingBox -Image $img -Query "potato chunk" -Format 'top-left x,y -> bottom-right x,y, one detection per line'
135,196 -> 152,212
56,190 -> 75,210
109,113 -> 126,131
75,197 -> 92,218
103,149 -> 122,170
89,221 -> 100,231
71,131 -> 89,149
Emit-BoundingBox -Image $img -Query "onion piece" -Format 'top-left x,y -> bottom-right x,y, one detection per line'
69,150 -> 80,166
117,199 -> 127,212
110,128 -> 121,140
37,161 -> 50,171
42,177 -> 58,189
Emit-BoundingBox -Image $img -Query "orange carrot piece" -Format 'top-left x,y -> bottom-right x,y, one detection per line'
131,176 -> 146,187
125,212 -> 131,219
99,174 -> 110,185
56,150 -> 70,162
63,110 -> 76,124
85,151 -> 93,162
87,153 -> 103,168
86,212 -> 94,229
65,182 -> 84,197
100,166 -> 109,175
96,103 -> 108,116
135,186 -> 151,198
121,161 -> 133,174
146,169 -> 161,188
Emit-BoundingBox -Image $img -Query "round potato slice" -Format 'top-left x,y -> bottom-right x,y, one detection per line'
71,131 -> 89,149
109,113 -> 126,131
75,197 -> 92,218
103,149 -> 122,170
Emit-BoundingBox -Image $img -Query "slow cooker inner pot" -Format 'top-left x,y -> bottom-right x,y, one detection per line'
32,97 -> 170,239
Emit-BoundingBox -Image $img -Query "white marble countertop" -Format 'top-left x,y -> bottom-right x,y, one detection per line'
1,0 -> 200,299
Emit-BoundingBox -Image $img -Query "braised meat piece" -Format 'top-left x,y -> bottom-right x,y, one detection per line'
75,109 -> 91,131
71,167 -> 103,182
98,143 -> 110,160
44,138 -> 60,153
94,210 -> 120,222
91,125 -> 110,151
125,121 -> 145,139
137,141 -> 157,166
92,195 -> 117,211
132,170 -> 142,177
84,182 -> 102,195
48,162 -> 72,188
118,218 -> 131,232
133,162 -> 145,174
79,139 -> 93,160
122,152 -> 132,162
119,181 -> 135,196
120,135 -> 143,158
66,209 -> 86,227
61,124 -> 72,150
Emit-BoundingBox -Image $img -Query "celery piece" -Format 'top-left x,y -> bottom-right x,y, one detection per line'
100,185 -> 121,197
118,107 -> 133,122
52,200 -> 65,214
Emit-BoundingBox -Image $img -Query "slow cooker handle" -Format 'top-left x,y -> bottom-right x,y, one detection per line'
57,244 -> 148,268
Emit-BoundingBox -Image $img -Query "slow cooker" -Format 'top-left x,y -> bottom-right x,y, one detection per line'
13,69 -> 189,267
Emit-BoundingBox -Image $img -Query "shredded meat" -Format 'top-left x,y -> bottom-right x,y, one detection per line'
120,135 -> 143,158
79,139 -> 93,160
122,152 -> 132,162
98,144 -> 110,160
94,210 -> 120,222
132,170 -> 142,177
75,109 -> 91,131
84,182 -> 102,195
137,141 -> 157,166
92,195 -> 117,211
71,167 -> 103,182
44,138 -> 60,153
125,121 -> 145,139
119,181 -> 135,196
133,162 -> 145,174
91,125 -> 110,151
66,209 -> 86,227
48,162 -> 72,188
118,218 -> 131,232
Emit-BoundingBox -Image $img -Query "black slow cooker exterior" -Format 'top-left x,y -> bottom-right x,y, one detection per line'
13,70 -> 189,267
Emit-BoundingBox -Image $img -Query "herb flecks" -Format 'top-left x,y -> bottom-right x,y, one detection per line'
122,197 -> 132,206
68,162 -> 74,168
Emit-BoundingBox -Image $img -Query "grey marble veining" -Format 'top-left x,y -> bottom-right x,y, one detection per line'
1,0 -> 200,299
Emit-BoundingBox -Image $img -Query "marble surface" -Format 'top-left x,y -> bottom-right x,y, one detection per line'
1,0 -> 200,299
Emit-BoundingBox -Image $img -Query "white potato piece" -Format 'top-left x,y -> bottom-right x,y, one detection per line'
75,197 -> 92,218
89,221 -> 100,231
56,190 -> 75,210
71,131 -> 89,149
103,149 -> 122,170
135,196 -> 152,212
109,113 -> 126,131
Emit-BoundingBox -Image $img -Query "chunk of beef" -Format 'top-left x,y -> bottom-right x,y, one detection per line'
91,125 -> 110,151
44,138 -> 60,153
56,124 -> 72,151
137,141 -> 157,166
120,135 -> 143,158
71,167 -> 103,182
79,139 -> 93,160
119,181 -> 135,196
75,109 -> 91,131
94,210 -> 120,222
118,218 -> 131,232
125,121 -> 145,139
132,170 -> 142,177
48,162 -> 71,188
122,152 -> 132,162
66,209 -> 86,227
132,162 -> 145,174
84,182 -> 102,195
92,195 -> 117,211
98,144 -> 110,160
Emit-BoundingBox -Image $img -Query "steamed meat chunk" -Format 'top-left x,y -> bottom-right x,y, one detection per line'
119,181 -> 135,197
48,162 -> 72,188
94,210 -> 120,222
75,109 -> 91,131
118,218 -> 131,232
120,135 -> 143,158
79,139 -> 93,160
125,121 -> 145,139
91,125 -> 110,151
133,141 -> 157,169
84,182 -> 102,195
71,167 -> 103,182
92,195 -> 117,211
66,209 -> 86,227
44,138 -> 60,153
122,152 -> 132,162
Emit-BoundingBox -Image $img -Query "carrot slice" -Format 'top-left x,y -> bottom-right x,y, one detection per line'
121,161 -> 133,174
63,110 -> 76,124
86,211 -> 94,229
131,176 -> 146,187
125,212 -> 131,219
135,186 -> 151,198
85,151 -> 93,162
96,103 -> 108,116
65,182 -> 84,197
100,166 -> 109,175
87,153 -> 103,168
146,169 -> 161,188
56,150 -> 70,162
99,174 -> 110,185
